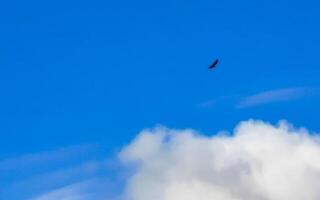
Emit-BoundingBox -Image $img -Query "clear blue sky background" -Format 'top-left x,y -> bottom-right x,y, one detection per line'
0,0 -> 320,198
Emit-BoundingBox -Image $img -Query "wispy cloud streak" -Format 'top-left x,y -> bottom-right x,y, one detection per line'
237,87 -> 310,108
0,144 -> 108,200
30,179 -> 102,200
0,144 -> 96,171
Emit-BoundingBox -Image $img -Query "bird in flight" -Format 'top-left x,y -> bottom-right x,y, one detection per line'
209,59 -> 219,70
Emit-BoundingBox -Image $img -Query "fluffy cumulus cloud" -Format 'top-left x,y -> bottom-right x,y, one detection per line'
119,120 -> 320,200
5,120 -> 320,200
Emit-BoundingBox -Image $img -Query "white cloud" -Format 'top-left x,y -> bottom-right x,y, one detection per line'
119,120 -> 320,200
29,178 -> 116,200
0,144 -> 96,171
0,145 -> 105,200
4,161 -> 102,195
4,120 -> 320,200
237,87 -> 308,108
30,180 -> 98,200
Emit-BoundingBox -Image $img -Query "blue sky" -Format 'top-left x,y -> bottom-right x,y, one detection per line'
1,0 -> 320,199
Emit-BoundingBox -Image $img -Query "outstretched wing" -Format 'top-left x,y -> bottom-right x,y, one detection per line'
209,59 -> 219,69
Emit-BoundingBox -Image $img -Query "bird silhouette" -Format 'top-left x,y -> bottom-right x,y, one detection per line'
209,59 -> 219,69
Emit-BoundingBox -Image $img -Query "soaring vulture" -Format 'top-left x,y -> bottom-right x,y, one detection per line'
209,59 -> 219,69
